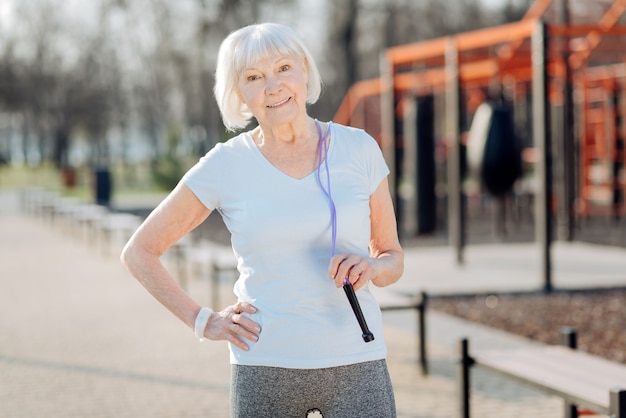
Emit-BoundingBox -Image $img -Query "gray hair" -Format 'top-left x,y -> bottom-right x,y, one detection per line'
214,23 -> 322,132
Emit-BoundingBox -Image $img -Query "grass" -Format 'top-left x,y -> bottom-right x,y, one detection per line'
0,163 -> 170,204
0,163 -> 61,190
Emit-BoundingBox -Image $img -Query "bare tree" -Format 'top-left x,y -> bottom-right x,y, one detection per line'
1,0 -> 524,184
316,0 -> 529,121
319,0 -> 360,120
8,0 -> 65,166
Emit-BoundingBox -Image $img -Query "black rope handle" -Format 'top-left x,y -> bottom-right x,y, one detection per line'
343,282 -> 375,343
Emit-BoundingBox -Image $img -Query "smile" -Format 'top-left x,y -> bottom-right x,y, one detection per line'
267,97 -> 291,108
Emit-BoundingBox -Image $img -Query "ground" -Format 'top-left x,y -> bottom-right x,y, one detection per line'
429,289 -> 626,364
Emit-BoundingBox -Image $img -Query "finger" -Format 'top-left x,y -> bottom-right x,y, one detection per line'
337,257 -> 354,281
336,256 -> 363,286
232,313 -> 261,336
328,256 -> 341,281
231,301 -> 260,327
346,263 -> 362,281
227,316 -> 260,351
351,269 -> 373,291
234,314 -> 262,334
230,322 -> 259,343
237,301 -> 258,314
329,255 -> 350,286
227,332 -> 250,351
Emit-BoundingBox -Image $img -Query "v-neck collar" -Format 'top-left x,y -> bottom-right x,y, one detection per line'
244,122 -> 334,183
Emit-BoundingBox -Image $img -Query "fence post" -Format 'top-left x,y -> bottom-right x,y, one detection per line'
459,338 -> 473,418
446,36 -> 464,266
561,327 -> 578,418
418,291 -> 428,376
610,389 -> 626,418
532,18 -> 553,293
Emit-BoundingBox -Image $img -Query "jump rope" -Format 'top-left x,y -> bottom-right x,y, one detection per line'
314,120 -> 374,343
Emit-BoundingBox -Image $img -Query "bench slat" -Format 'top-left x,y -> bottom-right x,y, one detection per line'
475,346 -> 626,412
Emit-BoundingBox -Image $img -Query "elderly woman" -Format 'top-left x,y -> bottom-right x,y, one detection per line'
121,23 -> 403,417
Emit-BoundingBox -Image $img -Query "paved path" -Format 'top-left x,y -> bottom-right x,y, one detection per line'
397,240 -> 626,296
3,189 -> 622,417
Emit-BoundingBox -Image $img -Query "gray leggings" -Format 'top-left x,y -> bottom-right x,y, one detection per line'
230,359 -> 396,418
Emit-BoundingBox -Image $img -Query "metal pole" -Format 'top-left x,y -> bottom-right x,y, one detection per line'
558,0 -> 576,241
532,19 -> 553,293
446,37 -> 464,265
418,291 -> 428,376
560,326 -> 577,349
459,338 -> 472,418
561,327 -> 578,418
211,263 -> 220,310
380,50 -> 397,209
401,97 -> 418,239
610,389 -> 626,418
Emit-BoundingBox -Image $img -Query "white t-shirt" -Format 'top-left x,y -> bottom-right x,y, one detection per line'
183,122 -> 390,369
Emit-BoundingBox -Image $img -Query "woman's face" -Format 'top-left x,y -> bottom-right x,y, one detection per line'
237,54 -> 308,128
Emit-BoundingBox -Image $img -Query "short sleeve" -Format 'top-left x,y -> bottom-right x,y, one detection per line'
181,144 -> 225,210
361,132 -> 390,195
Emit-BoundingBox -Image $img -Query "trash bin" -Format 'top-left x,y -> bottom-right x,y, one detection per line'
94,168 -> 112,206
62,167 -> 77,188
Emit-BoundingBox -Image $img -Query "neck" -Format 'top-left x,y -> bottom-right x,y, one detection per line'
254,116 -> 315,146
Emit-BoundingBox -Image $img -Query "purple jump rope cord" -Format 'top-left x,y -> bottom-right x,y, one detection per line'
314,120 -> 375,343
314,120 -> 345,283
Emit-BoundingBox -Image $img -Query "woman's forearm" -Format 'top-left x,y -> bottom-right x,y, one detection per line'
370,249 -> 404,288
121,242 -> 201,330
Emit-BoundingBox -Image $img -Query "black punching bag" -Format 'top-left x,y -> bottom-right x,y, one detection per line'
468,102 -> 522,196
416,96 -> 436,234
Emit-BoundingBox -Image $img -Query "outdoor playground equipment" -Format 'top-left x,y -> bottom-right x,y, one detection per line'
333,0 -> 626,291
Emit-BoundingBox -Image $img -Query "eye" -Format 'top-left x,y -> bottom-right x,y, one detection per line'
247,74 -> 261,82
279,64 -> 290,72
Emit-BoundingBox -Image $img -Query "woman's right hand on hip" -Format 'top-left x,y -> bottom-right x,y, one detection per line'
203,301 -> 261,351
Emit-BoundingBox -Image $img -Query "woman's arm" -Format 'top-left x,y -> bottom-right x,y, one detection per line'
120,182 -> 259,349
328,177 -> 404,290
120,182 -> 211,328
368,177 -> 404,287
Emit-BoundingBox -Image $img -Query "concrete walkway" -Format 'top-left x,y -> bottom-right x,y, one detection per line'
3,189 -> 623,417
396,239 -> 626,296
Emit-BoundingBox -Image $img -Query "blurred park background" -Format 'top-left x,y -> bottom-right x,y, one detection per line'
2,3 -> 626,416
0,0 -> 625,250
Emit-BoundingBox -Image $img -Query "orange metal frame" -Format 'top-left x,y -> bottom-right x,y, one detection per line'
333,0 -> 626,218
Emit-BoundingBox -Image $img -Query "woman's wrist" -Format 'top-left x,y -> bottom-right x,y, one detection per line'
194,307 -> 213,341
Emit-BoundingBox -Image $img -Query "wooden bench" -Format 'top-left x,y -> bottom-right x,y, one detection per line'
21,188 -> 57,217
73,204 -> 109,245
459,328 -> 626,418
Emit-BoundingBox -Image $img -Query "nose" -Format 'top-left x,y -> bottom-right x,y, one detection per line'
264,75 -> 282,94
